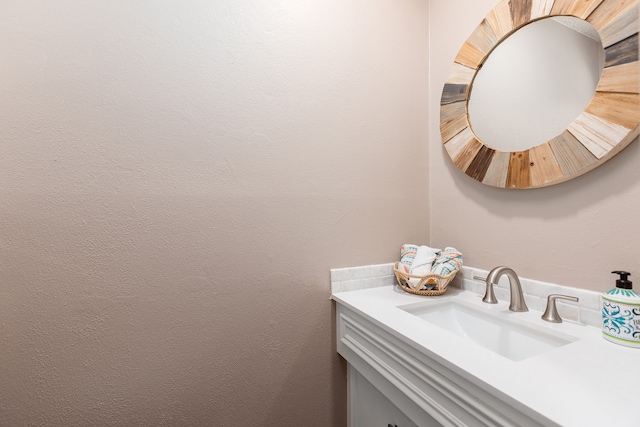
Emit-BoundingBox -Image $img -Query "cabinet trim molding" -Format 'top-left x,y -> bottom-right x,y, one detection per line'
337,305 -> 557,427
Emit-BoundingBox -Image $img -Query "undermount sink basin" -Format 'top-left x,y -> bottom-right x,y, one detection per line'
400,298 -> 578,361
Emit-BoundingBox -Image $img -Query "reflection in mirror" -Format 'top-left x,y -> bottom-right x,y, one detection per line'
468,17 -> 604,152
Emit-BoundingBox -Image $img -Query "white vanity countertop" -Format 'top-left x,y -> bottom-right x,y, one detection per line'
332,286 -> 640,427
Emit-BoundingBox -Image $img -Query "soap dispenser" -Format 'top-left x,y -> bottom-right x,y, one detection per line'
602,271 -> 640,348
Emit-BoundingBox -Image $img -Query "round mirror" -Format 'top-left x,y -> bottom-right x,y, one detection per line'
468,17 -> 604,152
439,0 -> 640,189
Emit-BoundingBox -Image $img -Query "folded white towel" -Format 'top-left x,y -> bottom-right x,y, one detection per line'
399,244 -> 441,287
410,245 -> 440,278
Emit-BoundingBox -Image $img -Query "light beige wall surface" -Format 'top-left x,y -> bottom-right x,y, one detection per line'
429,0 -> 640,292
5,1 -> 633,425
0,1 -> 429,425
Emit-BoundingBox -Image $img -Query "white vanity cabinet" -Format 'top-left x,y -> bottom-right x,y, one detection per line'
350,368 -> 419,427
333,271 -> 640,427
334,296 -> 556,427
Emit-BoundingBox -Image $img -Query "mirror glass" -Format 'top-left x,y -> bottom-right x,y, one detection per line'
468,17 -> 604,152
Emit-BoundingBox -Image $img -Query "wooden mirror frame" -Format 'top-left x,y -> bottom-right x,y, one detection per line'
440,0 -> 639,189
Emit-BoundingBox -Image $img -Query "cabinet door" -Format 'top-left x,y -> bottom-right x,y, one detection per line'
351,369 -> 418,427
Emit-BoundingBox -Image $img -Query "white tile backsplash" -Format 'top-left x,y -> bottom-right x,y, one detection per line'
332,263 -> 604,328
456,275 -> 485,294
523,279 -> 561,299
523,294 -> 542,312
580,308 -> 602,327
330,263 -> 395,294
556,300 -> 581,323
556,285 -> 601,311
370,263 -> 393,278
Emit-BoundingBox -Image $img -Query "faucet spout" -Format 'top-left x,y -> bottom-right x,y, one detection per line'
486,266 -> 528,312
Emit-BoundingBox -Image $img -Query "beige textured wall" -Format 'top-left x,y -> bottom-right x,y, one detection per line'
0,1 -> 429,425
429,0 -> 640,292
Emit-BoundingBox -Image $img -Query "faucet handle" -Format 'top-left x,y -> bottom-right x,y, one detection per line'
474,276 -> 498,304
541,294 -> 579,323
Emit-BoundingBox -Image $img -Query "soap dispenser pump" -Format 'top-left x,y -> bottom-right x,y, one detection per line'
602,271 -> 640,348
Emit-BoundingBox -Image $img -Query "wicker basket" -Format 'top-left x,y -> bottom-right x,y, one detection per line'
393,262 -> 457,296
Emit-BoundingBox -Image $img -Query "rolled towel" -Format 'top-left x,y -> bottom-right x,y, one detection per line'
398,244 -> 419,274
399,244 -> 441,286
430,247 -> 463,276
410,245 -> 441,277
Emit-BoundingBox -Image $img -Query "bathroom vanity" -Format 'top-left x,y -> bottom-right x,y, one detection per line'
332,282 -> 639,427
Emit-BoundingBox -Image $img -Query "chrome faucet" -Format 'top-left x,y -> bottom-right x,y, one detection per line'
477,266 -> 528,312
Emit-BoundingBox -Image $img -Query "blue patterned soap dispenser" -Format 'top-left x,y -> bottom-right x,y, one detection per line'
602,271 -> 640,348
